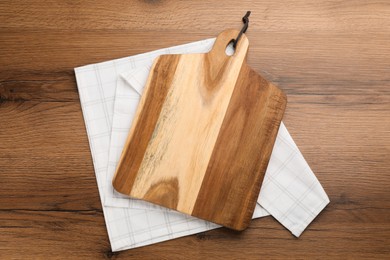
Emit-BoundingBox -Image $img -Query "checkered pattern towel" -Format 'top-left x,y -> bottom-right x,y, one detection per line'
74,38 -> 329,251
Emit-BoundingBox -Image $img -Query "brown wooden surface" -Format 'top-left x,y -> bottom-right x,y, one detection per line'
0,0 -> 389,259
113,29 -> 286,230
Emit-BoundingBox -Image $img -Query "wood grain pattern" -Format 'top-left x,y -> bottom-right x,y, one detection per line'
0,0 -> 389,258
112,30 -> 286,230
112,54 -> 181,195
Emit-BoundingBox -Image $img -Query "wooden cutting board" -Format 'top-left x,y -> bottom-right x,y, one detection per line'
113,29 -> 287,230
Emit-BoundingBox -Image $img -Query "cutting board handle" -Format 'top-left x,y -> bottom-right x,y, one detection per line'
207,29 -> 249,71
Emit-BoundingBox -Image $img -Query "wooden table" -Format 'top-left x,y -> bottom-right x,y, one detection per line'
1,1 -> 389,259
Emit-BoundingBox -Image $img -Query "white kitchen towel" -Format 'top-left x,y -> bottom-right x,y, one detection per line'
74,37 -> 329,251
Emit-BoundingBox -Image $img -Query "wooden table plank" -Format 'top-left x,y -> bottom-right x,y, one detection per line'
0,0 -> 389,258
1,31 -> 389,98
0,1 -> 389,32
1,209 -> 389,259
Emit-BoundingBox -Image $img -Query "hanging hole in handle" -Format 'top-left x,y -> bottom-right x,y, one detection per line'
225,39 -> 235,56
